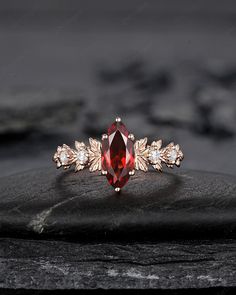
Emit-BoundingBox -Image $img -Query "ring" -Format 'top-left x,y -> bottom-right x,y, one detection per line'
53,117 -> 184,192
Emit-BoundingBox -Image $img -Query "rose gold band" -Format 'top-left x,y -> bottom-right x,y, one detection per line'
53,117 -> 184,191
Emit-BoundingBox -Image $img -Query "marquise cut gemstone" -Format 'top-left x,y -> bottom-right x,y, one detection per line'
102,121 -> 134,189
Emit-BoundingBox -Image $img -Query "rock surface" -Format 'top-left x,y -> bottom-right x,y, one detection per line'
0,168 -> 235,240
0,238 -> 236,290
0,168 -> 236,290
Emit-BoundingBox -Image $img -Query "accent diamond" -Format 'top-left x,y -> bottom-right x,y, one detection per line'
149,150 -> 161,164
60,151 -> 69,165
169,150 -> 177,162
76,150 -> 88,164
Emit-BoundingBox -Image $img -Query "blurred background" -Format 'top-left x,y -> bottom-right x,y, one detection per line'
0,0 -> 236,178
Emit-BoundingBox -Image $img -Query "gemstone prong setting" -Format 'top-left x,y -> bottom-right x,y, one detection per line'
102,119 -> 135,189
128,134 -> 135,141
53,118 -> 184,190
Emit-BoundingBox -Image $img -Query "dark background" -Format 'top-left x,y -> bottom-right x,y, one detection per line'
0,0 -> 236,177
0,2 -> 236,293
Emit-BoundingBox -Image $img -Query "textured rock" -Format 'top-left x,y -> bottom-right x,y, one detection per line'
0,88 -> 85,136
0,238 -> 236,289
0,168 -> 235,240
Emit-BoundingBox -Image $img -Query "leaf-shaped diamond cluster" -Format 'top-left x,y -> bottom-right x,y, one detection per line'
134,138 -> 184,172
53,138 -> 101,172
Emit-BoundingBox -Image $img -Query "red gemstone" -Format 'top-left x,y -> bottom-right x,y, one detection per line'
102,120 -> 135,189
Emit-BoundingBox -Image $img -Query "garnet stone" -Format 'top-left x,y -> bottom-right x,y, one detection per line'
102,120 -> 135,189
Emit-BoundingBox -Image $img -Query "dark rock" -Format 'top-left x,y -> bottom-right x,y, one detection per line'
0,168 -> 236,290
0,167 -> 235,240
193,86 -> 236,138
98,59 -> 171,93
0,88 -> 85,139
202,60 -> 236,86
1,238 -> 236,289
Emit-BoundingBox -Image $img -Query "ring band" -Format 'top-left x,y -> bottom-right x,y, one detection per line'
53,117 -> 184,192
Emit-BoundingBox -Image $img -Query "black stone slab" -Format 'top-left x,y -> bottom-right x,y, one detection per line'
0,238 -> 236,289
0,168 -> 235,240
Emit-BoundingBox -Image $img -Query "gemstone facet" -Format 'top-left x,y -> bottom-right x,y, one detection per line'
59,151 -> 69,165
169,150 -> 177,162
102,120 -> 134,189
149,150 -> 161,164
76,150 -> 88,164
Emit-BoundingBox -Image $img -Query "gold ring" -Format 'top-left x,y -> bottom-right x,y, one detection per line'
53,117 -> 184,192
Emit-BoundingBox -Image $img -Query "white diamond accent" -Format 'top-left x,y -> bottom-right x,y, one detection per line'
169,150 -> 177,162
60,151 -> 69,165
76,150 -> 88,164
149,150 -> 160,164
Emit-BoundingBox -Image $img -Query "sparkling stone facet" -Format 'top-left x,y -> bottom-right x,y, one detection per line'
76,150 -> 88,164
149,150 -> 160,164
102,121 -> 134,189
60,151 -> 69,165
169,150 -> 177,162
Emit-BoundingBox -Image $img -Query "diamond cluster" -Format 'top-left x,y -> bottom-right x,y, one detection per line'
134,139 -> 183,171
53,142 -> 89,171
